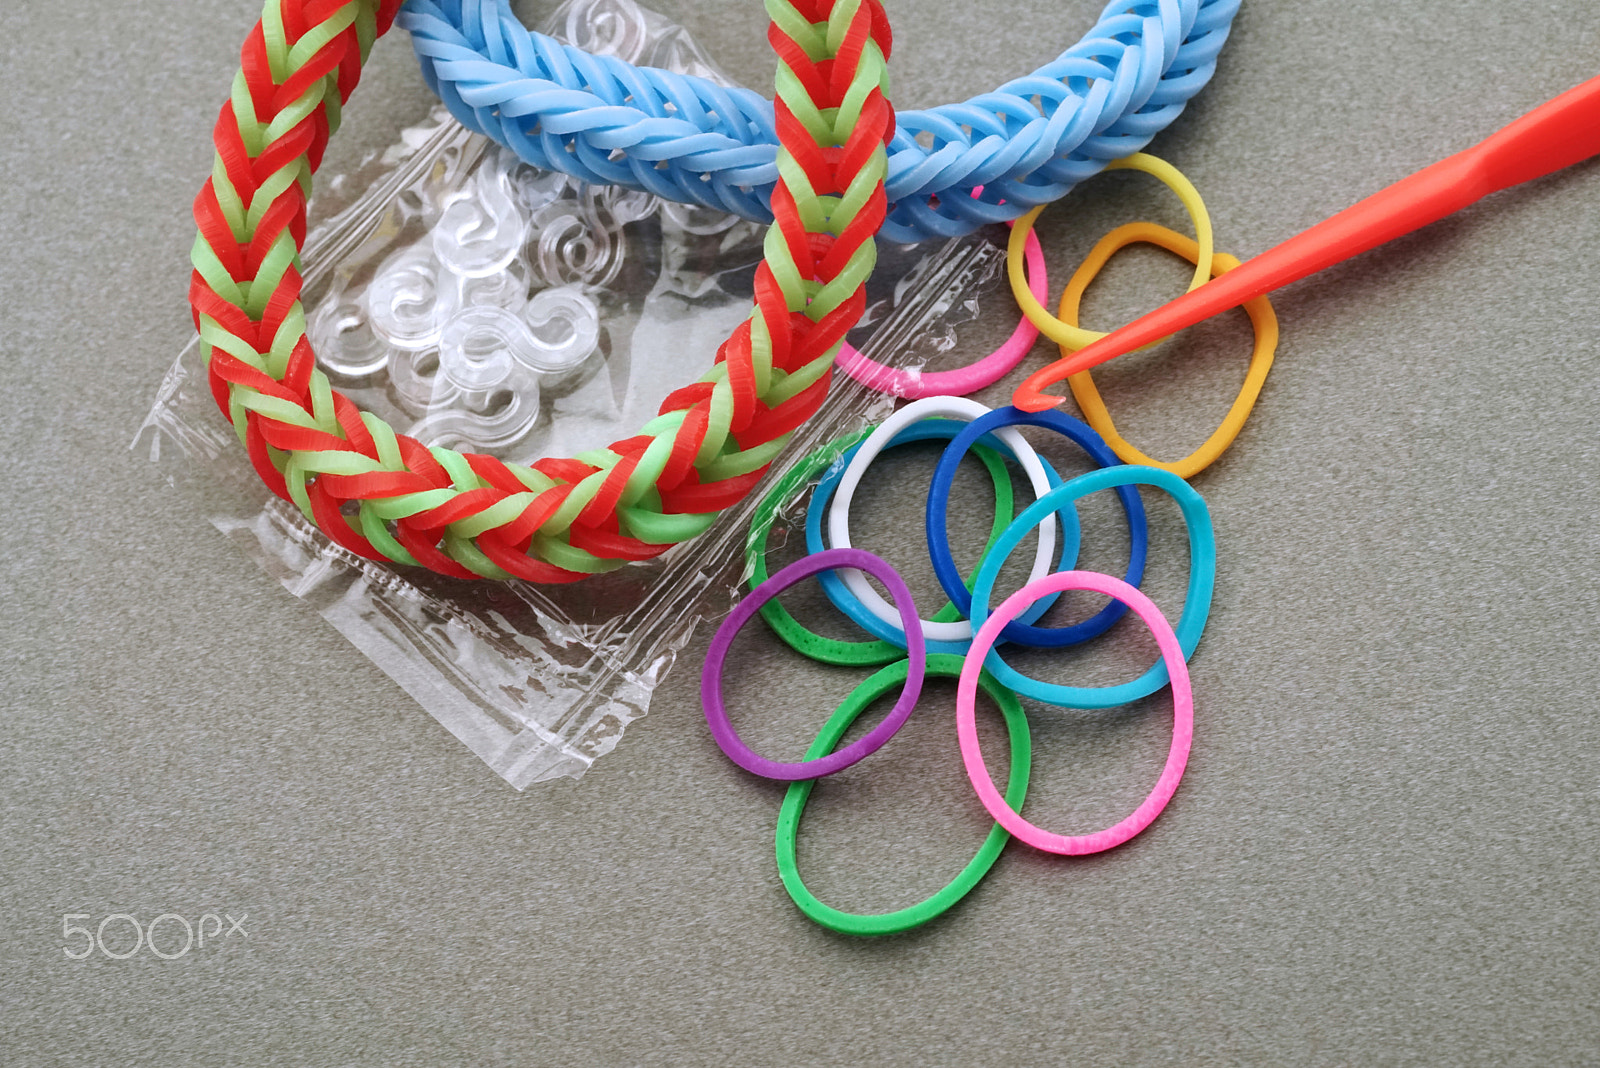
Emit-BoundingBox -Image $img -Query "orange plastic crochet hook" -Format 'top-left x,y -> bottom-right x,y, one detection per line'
1013,73 -> 1600,412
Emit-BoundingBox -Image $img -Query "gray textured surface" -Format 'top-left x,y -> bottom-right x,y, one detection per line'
4,1 -> 1600,1064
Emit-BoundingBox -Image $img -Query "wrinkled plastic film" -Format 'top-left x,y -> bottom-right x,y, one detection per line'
138,0 -> 1006,788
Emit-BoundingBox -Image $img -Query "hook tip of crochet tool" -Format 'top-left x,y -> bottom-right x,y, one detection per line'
1012,363 -> 1071,412
1011,387 -> 1067,413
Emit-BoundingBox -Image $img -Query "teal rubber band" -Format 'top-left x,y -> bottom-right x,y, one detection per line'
774,653 -> 1030,935
970,465 -> 1216,708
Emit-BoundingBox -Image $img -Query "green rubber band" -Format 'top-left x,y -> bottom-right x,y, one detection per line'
774,68 -> 837,146
621,505 -> 717,544
823,0 -> 865,53
431,446 -> 481,490
443,530 -> 512,579
747,432 -> 1014,668
700,434 -> 789,481
358,502 -> 417,564
767,357 -> 834,406
774,653 -> 1030,935
833,47 -> 885,136
764,0 -> 825,60
451,493 -> 538,538
360,410 -> 405,471
809,242 -> 878,316
531,534 -> 623,574
286,7 -> 357,69
366,488 -> 455,521
197,315 -> 258,366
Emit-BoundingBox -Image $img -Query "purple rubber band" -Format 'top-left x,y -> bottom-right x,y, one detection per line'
702,547 -> 927,781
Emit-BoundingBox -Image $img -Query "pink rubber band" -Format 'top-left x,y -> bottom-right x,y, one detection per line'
955,570 -> 1194,855
834,223 -> 1047,398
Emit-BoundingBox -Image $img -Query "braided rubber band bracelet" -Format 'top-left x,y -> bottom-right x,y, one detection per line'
806,418 -> 1076,656
776,653 -> 1029,935
957,569 -> 1191,855
1056,222 -> 1279,478
829,397 -> 1071,646
968,464 -> 1213,708
926,406 -> 1147,648
401,0 -> 1243,242
703,547 -> 925,780
191,0 -> 891,582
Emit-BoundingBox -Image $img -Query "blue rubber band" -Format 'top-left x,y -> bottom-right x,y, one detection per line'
399,0 -> 1242,242
970,465 -> 1216,709
926,406 -> 1147,647
804,419 -> 1080,655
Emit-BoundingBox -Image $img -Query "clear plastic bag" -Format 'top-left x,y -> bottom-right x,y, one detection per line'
137,0 -> 1006,788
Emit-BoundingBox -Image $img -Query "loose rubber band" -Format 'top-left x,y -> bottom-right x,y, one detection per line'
926,406 -> 1148,648
957,569 -> 1192,855
402,0 -> 1244,242
1055,222 -> 1280,478
703,547 -> 925,781
745,430 -> 897,667
833,220 -> 1047,397
1007,152 -> 1213,352
745,424 -> 1044,666
775,653 -> 1030,935
830,397 -> 1069,647
968,464 -> 1213,709
806,419 -> 1078,656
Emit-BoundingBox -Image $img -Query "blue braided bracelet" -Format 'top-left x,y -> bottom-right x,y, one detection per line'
401,0 -> 1241,243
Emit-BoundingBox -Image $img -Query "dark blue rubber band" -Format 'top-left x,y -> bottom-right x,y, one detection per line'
926,406 -> 1147,647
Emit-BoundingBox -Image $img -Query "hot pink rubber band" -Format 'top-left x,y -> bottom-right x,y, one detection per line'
834,222 -> 1047,398
955,569 -> 1194,855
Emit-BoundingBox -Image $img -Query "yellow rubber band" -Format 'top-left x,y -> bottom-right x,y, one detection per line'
1006,152 -> 1280,477
1006,152 -> 1214,350
1055,222 -> 1280,479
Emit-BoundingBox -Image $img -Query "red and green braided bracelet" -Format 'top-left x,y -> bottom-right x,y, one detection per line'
189,0 -> 893,582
